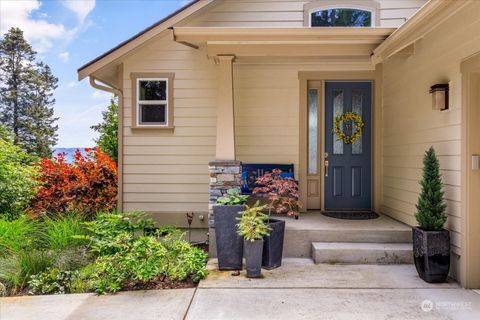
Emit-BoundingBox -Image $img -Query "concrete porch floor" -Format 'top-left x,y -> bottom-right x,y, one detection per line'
189,259 -> 480,320
274,212 -> 413,258
277,211 -> 412,232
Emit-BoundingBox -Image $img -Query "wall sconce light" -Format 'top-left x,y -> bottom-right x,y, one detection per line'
430,83 -> 449,111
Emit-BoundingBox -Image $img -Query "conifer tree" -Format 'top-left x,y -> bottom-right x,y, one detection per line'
0,27 -> 58,157
91,97 -> 118,162
22,62 -> 59,157
415,147 -> 447,231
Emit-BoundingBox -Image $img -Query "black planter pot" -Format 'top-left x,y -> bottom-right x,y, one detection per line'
213,205 -> 245,270
412,227 -> 450,283
244,239 -> 264,278
262,218 -> 285,269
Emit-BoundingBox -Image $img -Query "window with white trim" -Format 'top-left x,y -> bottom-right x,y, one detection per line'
131,73 -> 174,128
137,78 -> 168,126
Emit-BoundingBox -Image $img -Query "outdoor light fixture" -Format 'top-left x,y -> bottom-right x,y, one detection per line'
430,83 -> 449,111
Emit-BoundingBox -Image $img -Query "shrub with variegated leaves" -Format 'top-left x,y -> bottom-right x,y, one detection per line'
253,169 -> 301,217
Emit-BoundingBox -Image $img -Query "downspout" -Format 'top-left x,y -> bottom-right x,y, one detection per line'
89,76 -> 124,213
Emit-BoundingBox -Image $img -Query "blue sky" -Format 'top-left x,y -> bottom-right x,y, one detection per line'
0,0 -> 190,147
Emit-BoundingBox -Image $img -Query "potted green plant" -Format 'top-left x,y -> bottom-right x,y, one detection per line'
237,203 -> 271,278
253,169 -> 301,269
213,188 -> 249,270
413,147 -> 450,283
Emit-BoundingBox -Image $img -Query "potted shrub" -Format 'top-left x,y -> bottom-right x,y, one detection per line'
413,147 -> 450,283
237,203 -> 271,278
253,169 -> 302,269
213,188 -> 248,270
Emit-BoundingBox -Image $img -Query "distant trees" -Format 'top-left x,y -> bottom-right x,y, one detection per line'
0,27 -> 58,158
91,97 -> 118,163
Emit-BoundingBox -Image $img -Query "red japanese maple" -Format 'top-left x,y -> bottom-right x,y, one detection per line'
252,169 -> 301,217
31,147 -> 117,217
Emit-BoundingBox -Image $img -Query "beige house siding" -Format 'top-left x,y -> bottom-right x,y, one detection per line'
234,61 -> 375,177
234,66 -> 299,169
121,30 -> 375,223
121,33 -> 217,228
380,1 -> 480,278
186,0 -> 426,28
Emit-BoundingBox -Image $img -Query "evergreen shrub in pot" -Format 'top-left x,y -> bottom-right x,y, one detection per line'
413,147 -> 450,283
237,203 -> 271,278
213,188 -> 248,270
253,169 -> 301,269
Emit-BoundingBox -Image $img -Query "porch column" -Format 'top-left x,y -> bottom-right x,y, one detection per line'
215,55 -> 236,160
208,55 -> 241,257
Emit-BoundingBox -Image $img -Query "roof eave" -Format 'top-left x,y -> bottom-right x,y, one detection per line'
77,0 -> 216,81
372,0 -> 473,65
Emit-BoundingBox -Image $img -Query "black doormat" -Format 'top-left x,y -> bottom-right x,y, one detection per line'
321,211 -> 379,220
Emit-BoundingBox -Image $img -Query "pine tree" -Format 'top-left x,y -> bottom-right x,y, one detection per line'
0,27 -> 35,144
91,97 -> 118,163
22,62 -> 59,157
415,147 -> 447,231
0,27 -> 59,157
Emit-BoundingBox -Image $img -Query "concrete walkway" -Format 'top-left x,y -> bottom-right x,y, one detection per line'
0,289 -> 195,320
2,259 -> 480,320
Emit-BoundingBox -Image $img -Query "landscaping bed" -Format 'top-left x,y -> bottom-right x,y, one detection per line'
0,212 -> 208,297
0,142 -> 208,297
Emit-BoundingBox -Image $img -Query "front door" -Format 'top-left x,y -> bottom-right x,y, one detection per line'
325,81 -> 372,210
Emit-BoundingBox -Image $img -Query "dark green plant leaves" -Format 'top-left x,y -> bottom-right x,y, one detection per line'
415,147 -> 447,231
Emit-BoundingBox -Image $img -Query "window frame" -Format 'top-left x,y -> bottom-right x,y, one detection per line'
303,0 -> 380,27
131,72 -> 175,129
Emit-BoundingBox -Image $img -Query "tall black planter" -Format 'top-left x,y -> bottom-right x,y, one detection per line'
244,239 -> 264,278
213,205 -> 245,270
262,219 -> 285,269
413,227 -> 450,283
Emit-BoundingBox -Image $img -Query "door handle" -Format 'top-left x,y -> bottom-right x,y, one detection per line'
325,160 -> 329,177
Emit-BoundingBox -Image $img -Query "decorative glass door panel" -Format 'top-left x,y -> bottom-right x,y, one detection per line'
307,82 -> 322,209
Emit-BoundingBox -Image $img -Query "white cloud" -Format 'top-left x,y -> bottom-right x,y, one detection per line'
92,90 -> 112,101
62,0 -> 96,23
67,81 -> 78,88
59,51 -> 70,62
0,0 -> 72,53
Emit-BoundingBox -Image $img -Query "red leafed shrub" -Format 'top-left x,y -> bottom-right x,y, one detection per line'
31,147 -> 117,217
252,169 -> 302,217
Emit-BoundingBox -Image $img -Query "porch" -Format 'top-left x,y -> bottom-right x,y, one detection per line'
199,26 -> 405,265
275,212 -> 413,264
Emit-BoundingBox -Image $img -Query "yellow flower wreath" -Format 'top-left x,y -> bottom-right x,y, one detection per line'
334,111 -> 364,144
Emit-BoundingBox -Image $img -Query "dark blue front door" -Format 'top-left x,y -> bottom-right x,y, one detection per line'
325,82 -> 372,210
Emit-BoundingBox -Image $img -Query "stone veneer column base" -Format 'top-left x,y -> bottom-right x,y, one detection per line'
208,160 -> 242,257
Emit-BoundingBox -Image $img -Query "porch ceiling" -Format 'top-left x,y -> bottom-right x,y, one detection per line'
173,27 -> 395,58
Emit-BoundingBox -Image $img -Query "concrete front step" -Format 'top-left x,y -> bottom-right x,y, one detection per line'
283,229 -> 412,258
312,242 -> 413,265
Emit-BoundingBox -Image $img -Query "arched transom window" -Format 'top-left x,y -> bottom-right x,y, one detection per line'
304,1 -> 379,27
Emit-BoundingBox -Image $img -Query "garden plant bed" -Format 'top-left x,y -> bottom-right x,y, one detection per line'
0,211 -> 209,297
192,242 -> 209,254
123,277 -> 197,291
